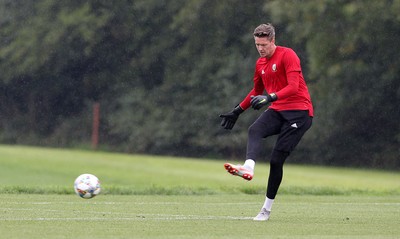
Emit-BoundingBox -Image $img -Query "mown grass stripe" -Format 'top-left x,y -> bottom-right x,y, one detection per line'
0,145 -> 399,196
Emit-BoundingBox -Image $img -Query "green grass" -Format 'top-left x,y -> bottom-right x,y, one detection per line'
1,145 -> 399,195
1,194 -> 399,239
0,144 -> 400,238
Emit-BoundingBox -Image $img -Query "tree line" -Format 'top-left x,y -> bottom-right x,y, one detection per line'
0,0 -> 399,169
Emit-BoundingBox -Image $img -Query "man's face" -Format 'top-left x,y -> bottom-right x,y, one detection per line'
254,37 -> 275,58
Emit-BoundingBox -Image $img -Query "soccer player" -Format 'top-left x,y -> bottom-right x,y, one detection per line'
220,23 -> 313,221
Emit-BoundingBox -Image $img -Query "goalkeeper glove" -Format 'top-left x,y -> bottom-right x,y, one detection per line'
250,93 -> 277,110
219,105 -> 244,130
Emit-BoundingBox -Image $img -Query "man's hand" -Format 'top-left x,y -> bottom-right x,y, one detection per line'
219,105 -> 244,130
250,93 -> 277,110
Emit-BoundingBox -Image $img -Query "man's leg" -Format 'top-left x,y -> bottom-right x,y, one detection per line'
224,110 -> 281,180
266,149 -> 290,199
253,149 -> 289,221
255,110 -> 312,221
246,110 -> 282,161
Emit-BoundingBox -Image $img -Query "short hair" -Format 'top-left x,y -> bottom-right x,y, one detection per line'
253,23 -> 275,40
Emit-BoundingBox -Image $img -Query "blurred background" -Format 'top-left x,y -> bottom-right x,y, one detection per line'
0,0 -> 398,169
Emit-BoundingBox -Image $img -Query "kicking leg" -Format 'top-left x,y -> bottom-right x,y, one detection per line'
224,110 -> 281,181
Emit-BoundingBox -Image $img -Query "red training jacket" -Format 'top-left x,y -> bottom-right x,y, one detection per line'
239,46 -> 314,117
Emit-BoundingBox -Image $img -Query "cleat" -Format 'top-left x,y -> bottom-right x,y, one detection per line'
253,208 -> 271,221
224,163 -> 253,181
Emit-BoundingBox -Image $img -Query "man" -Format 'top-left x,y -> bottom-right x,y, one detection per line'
220,23 -> 313,221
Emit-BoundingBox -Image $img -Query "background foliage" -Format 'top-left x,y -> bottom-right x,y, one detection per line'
0,0 -> 399,169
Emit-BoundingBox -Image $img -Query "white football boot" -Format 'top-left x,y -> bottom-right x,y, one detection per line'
224,163 -> 254,181
253,208 -> 271,221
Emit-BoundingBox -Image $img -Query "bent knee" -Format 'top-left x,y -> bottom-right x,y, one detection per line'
248,122 -> 265,137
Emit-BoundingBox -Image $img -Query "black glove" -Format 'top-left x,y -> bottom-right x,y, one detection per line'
219,105 -> 244,130
250,93 -> 277,110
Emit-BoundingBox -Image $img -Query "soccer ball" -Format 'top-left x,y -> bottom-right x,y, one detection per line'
74,174 -> 101,199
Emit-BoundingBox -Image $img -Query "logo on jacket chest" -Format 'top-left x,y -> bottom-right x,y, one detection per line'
261,63 -> 277,76
272,63 -> 277,72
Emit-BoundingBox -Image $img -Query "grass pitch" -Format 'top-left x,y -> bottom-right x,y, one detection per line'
0,145 -> 399,238
1,194 -> 399,239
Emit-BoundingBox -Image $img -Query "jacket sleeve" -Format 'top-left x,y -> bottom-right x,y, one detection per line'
275,49 -> 301,99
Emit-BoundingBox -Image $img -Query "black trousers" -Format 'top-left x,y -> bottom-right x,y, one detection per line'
246,109 -> 312,199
